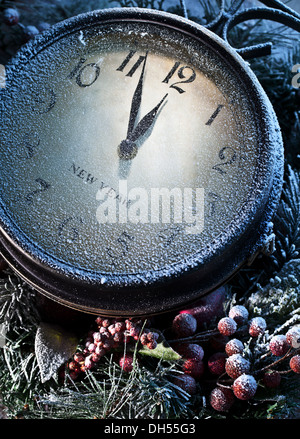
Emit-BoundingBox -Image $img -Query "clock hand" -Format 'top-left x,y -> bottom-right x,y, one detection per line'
127,52 -> 148,137
129,93 -> 168,143
118,93 -> 168,160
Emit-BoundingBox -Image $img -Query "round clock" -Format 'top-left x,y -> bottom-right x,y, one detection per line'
0,8 -> 284,317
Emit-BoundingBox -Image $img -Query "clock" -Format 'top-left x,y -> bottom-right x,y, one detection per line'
0,8 -> 284,317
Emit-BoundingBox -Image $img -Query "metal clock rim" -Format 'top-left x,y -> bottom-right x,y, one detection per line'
0,7 -> 284,316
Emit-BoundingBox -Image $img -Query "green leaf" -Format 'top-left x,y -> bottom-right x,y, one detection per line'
138,330 -> 181,361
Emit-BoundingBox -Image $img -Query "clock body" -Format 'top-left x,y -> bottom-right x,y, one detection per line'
0,8 -> 284,316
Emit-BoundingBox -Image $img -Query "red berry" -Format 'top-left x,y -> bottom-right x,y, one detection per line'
290,355 -> 300,374
262,370 -> 281,388
68,361 -> 80,372
173,374 -> 197,395
95,316 -> 103,326
84,354 -> 94,370
228,305 -> 249,326
108,324 -> 117,335
209,387 -> 235,412
147,332 -> 158,342
102,319 -> 111,328
172,313 -> 197,337
119,353 -> 134,373
140,333 -> 148,345
74,352 -> 85,363
146,340 -> 157,350
286,326 -> 300,348
129,326 -> 141,340
91,353 -> 101,363
232,374 -> 257,400
248,317 -> 266,337
207,352 -> 227,376
115,321 -> 126,332
175,343 -> 204,361
225,354 -> 250,379
269,335 -> 289,357
225,338 -> 244,356
182,359 -> 205,379
3,8 -> 20,26
88,343 -> 96,353
218,317 -> 237,336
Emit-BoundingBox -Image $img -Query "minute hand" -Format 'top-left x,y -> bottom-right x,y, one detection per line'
127,52 -> 147,137
127,93 -> 168,143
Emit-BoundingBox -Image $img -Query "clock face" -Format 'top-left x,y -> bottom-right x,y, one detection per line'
0,10 -> 283,315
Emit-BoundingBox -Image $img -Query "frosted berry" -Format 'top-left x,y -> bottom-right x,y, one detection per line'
172,313 -> 197,337
23,26 -> 39,42
228,305 -> 249,326
262,370 -> 281,388
209,387 -> 235,412
95,316 -> 104,326
248,317 -> 266,337
3,8 -> 20,26
225,354 -> 250,379
37,22 -> 51,32
232,374 -> 257,400
140,333 -> 148,345
290,355 -> 300,374
175,343 -> 204,361
146,341 -> 158,350
140,331 -> 159,348
182,358 -> 205,379
286,326 -> 300,348
68,361 -> 80,373
102,319 -> 110,328
84,354 -> 94,370
115,321 -> 126,332
207,352 -> 227,376
225,338 -> 244,356
119,353 -> 134,373
269,335 -> 289,357
74,352 -> 85,363
217,317 -> 237,336
173,374 -> 197,395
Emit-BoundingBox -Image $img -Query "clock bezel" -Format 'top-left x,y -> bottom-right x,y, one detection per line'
0,7 -> 284,316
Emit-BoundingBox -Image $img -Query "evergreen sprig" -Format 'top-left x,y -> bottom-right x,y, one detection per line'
24,355 -> 195,419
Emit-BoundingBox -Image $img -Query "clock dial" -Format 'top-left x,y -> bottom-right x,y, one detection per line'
0,10 -> 283,315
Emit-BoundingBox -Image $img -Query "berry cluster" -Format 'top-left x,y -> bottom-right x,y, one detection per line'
67,316 -> 159,379
168,300 -> 300,413
210,307 -> 300,412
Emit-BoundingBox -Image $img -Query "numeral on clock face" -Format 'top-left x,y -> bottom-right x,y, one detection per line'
25,178 -> 51,205
116,51 -> 146,77
68,57 -> 101,87
206,104 -> 224,126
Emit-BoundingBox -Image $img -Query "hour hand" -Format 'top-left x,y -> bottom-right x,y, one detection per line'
118,93 -> 168,160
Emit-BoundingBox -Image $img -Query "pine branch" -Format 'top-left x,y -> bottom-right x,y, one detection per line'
24,356 -> 195,419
